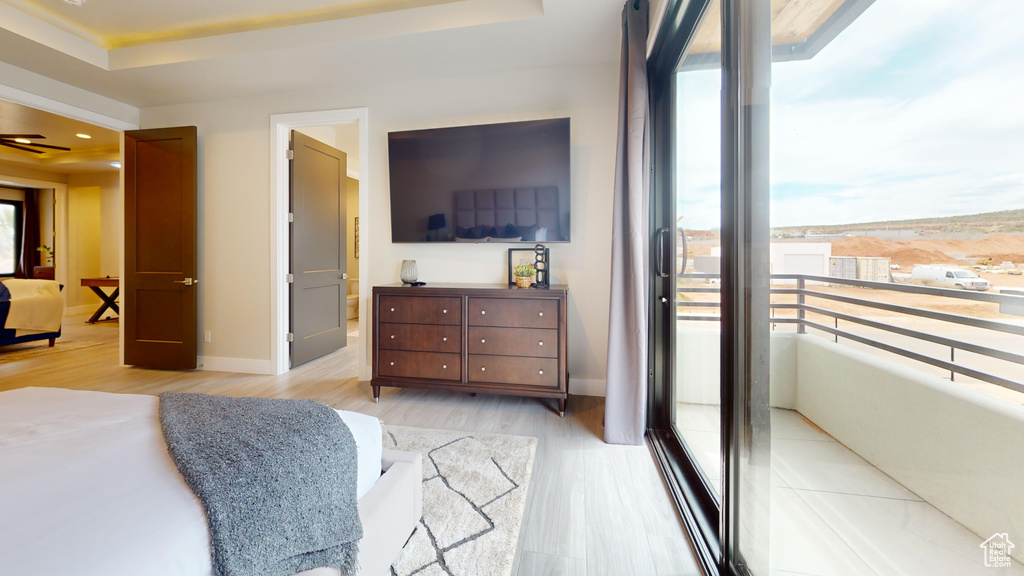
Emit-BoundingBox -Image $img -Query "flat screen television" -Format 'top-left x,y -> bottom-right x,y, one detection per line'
388,118 -> 570,243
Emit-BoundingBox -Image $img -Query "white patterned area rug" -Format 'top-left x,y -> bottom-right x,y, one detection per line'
382,425 -> 538,576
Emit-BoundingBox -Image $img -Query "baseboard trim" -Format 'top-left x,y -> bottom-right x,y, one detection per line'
569,378 -> 606,397
198,356 -> 276,375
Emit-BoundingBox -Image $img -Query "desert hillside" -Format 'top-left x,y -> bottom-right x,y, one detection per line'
773,208 -> 1024,236
831,233 -> 1024,269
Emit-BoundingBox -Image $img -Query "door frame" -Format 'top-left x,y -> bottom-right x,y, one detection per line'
0,82 -> 138,365
269,108 -> 369,376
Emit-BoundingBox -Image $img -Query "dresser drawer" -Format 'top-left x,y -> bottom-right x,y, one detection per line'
378,350 -> 461,381
379,324 -> 461,354
467,298 -> 558,329
379,296 -> 461,325
467,327 -> 558,358
467,354 -> 559,388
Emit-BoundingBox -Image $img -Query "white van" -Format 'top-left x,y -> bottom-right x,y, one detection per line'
910,265 -> 990,291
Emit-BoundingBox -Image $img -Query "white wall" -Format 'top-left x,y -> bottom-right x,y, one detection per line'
794,335 -> 1024,562
59,172 -> 119,313
67,172 -> 120,278
37,188 -> 54,257
65,186 -> 101,310
346,176 -> 359,284
0,161 -> 69,186
140,63 -> 618,393
675,328 -> 797,409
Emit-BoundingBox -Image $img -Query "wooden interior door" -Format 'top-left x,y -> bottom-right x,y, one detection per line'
124,126 -> 198,370
290,130 -> 347,367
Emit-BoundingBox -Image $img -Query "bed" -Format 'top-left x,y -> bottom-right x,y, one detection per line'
0,387 -> 422,576
0,279 -> 63,349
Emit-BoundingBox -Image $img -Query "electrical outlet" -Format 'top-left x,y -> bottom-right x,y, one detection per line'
204,330 -> 212,343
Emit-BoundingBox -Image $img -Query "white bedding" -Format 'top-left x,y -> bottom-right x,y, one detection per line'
0,387 -> 382,576
0,279 -> 64,337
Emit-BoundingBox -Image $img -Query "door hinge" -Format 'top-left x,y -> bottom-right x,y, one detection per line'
286,149 -> 294,160
286,273 -> 294,283
650,163 -> 654,173
288,212 -> 294,223
286,332 -> 294,342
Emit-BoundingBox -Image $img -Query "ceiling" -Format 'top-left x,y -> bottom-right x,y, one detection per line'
0,0 -> 867,130
6,0 -> 464,48
0,99 -> 119,173
0,0 -> 626,108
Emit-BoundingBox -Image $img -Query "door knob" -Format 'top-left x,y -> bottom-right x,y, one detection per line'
173,278 -> 195,286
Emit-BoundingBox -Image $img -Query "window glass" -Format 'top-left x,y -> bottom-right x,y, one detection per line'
769,1 -> 1024,574
0,201 -> 17,276
673,1 -> 723,500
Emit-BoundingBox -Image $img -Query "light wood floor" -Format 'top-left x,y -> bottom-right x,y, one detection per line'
0,314 -> 700,576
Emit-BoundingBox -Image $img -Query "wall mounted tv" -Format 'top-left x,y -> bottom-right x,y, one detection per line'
388,117 -> 570,243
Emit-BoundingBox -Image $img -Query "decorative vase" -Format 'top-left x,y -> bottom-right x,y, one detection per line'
400,260 -> 418,284
515,275 -> 533,289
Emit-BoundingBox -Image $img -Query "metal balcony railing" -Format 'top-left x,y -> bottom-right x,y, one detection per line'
676,273 -> 1024,394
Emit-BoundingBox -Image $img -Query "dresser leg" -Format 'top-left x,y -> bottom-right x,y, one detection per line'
558,397 -> 566,418
372,385 -> 380,403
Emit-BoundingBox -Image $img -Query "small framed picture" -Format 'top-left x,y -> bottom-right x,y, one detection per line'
507,248 -> 537,286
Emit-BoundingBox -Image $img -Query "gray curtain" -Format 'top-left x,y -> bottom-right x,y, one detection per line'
605,0 -> 649,446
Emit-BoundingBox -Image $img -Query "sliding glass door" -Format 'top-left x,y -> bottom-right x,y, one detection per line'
648,0 -> 771,574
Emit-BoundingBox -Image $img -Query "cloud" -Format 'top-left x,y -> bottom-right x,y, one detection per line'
678,0 -> 1024,229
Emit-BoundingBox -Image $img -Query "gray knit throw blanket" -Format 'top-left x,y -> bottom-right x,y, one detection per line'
159,392 -> 362,576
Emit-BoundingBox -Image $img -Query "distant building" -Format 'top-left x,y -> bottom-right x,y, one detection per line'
769,243 -> 831,284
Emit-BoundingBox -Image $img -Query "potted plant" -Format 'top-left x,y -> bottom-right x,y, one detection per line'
37,245 -> 54,265
513,263 -> 535,288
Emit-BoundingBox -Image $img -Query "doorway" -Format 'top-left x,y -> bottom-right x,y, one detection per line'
270,108 -> 369,377
0,89 -> 136,364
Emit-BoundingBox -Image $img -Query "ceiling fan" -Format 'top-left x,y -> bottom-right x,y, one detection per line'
0,134 -> 71,154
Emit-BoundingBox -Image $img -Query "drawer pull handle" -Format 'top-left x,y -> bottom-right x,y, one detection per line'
390,307 -> 395,312
539,341 -> 543,346
539,370 -> 544,375
481,367 -> 486,372
390,335 -> 395,339
481,310 -> 486,315
443,337 -> 448,342
390,361 -> 395,366
443,364 -> 447,369
481,339 -> 486,343
443,309 -> 448,314
538,312 -> 544,317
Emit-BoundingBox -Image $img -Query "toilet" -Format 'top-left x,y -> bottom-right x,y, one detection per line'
346,278 -> 359,320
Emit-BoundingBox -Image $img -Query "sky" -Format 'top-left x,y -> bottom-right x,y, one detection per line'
677,0 -> 1024,230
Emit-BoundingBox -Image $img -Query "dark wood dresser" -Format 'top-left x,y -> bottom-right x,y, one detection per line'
372,283 -> 568,416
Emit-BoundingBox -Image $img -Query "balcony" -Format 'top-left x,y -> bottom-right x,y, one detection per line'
675,274 -> 1024,574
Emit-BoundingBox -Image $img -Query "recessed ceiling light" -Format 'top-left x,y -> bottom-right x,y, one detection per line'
76,133 -> 92,139
64,0 -> 85,7
14,138 -> 31,144
110,161 -> 121,169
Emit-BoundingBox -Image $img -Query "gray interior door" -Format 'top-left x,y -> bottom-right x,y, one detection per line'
290,130 -> 347,367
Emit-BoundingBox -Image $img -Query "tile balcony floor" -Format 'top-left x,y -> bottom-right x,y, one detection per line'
677,403 -> 1024,576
